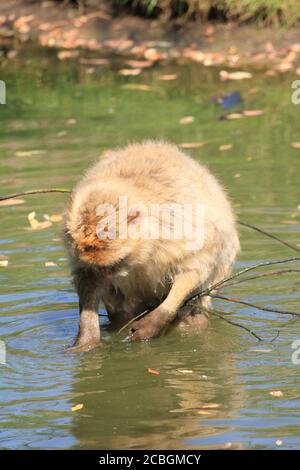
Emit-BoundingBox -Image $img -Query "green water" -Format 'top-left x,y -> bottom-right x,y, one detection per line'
0,47 -> 300,450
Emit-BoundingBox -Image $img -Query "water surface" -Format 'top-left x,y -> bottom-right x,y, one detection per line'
0,47 -> 300,449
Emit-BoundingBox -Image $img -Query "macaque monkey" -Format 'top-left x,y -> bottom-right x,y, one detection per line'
64,141 -> 240,351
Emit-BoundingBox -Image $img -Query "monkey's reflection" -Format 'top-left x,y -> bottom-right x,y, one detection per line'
69,317 -> 246,450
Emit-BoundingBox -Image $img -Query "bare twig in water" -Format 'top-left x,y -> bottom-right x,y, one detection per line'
224,269 -> 300,288
116,310 -> 148,337
238,220 -> 300,253
209,309 -> 263,341
0,188 -> 71,201
210,293 -> 300,318
185,257 -> 300,305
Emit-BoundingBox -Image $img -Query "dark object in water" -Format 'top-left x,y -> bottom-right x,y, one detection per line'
209,91 -> 242,109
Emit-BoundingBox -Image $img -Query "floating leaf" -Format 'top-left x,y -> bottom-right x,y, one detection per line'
27,212 -> 52,231
276,440 -> 283,446
226,113 -> 243,120
45,261 -> 58,267
179,116 -> 194,125
48,214 -> 63,223
220,70 -> 252,80
148,368 -> 160,376
156,74 -> 177,81
178,142 -> 204,149
121,84 -> 151,91
0,260 -> 8,267
270,390 -> 283,398
197,410 -> 212,416
219,144 -> 233,151
243,110 -> 265,116
119,68 -> 141,76
125,59 -> 153,68
0,198 -> 24,206
176,368 -> 193,374
15,149 -> 48,157
71,403 -> 84,412
291,142 -> 300,149
57,50 -> 79,60
199,403 -> 220,409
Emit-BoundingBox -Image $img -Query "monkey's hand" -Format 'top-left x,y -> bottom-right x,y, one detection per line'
129,308 -> 167,341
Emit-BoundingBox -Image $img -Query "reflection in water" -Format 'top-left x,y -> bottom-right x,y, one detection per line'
70,320 -> 246,449
0,48 -> 300,449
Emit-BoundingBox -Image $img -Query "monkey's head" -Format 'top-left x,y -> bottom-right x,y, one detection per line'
64,183 -> 147,269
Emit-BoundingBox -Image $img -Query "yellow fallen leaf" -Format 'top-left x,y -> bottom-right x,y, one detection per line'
197,410 -> 212,416
156,74 -> 177,81
199,403 -> 220,409
0,260 -> 8,267
0,198 -> 24,206
119,68 -> 141,76
148,368 -> 160,376
47,214 -> 63,222
45,261 -> 58,267
71,403 -> 84,412
226,113 -> 243,120
234,173 -> 241,178
122,84 -> 151,91
176,368 -> 193,374
178,142 -> 204,149
270,390 -> 283,398
243,110 -> 265,117
280,220 -> 299,225
219,144 -> 233,151
220,70 -> 252,80
179,116 -> 194,125
15,149 -> 47,157
125,59 -> 153,68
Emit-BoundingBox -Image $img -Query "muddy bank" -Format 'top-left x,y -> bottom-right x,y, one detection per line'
0,0 -> 300,74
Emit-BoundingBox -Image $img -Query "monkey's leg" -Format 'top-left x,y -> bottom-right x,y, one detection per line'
67,270 -> 101,352
129,270 -> 205,341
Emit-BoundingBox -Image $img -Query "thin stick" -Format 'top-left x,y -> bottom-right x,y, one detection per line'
185,257 -> 300,305
0,189 -> 71,201
209,309 -> 263,341
224,268 -> 300,288
238,220 -> 300,253
211,293 -> 300,317
116,310 -> 148,337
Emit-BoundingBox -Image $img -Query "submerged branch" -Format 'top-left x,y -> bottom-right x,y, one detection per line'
210,293 -> 300,317
224,268 -> 300,288
238,220 -> 300,254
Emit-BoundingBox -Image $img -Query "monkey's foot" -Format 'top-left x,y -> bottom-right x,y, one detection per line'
129,309 -> 167,341
65,333 -> 101,353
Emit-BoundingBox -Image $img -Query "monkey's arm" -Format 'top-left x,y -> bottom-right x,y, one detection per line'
129,269 -> 203,341
67,268 -> 101,352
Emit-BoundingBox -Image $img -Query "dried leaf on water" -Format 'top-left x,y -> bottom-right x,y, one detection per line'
148,368 -> 160,376
156,74 -> 177,81
27,211 -> 52,231
0,260 -> 8,267
291,142 -> 300,149
178,142 -> 204,149
219,144 -> 233,151
71,404 -> 84,412
118,68 -> 141,76
220,70 -> 252,81
270,390 -> 283,398
243,110 -> 265,116
176,368 -> 193,374
121,84 -> 151,92
179,116 -> 194,125
15,150 -> 48,157
199,403 -> 220,409
45,261 -> 58,267
0,198 -> 24,206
